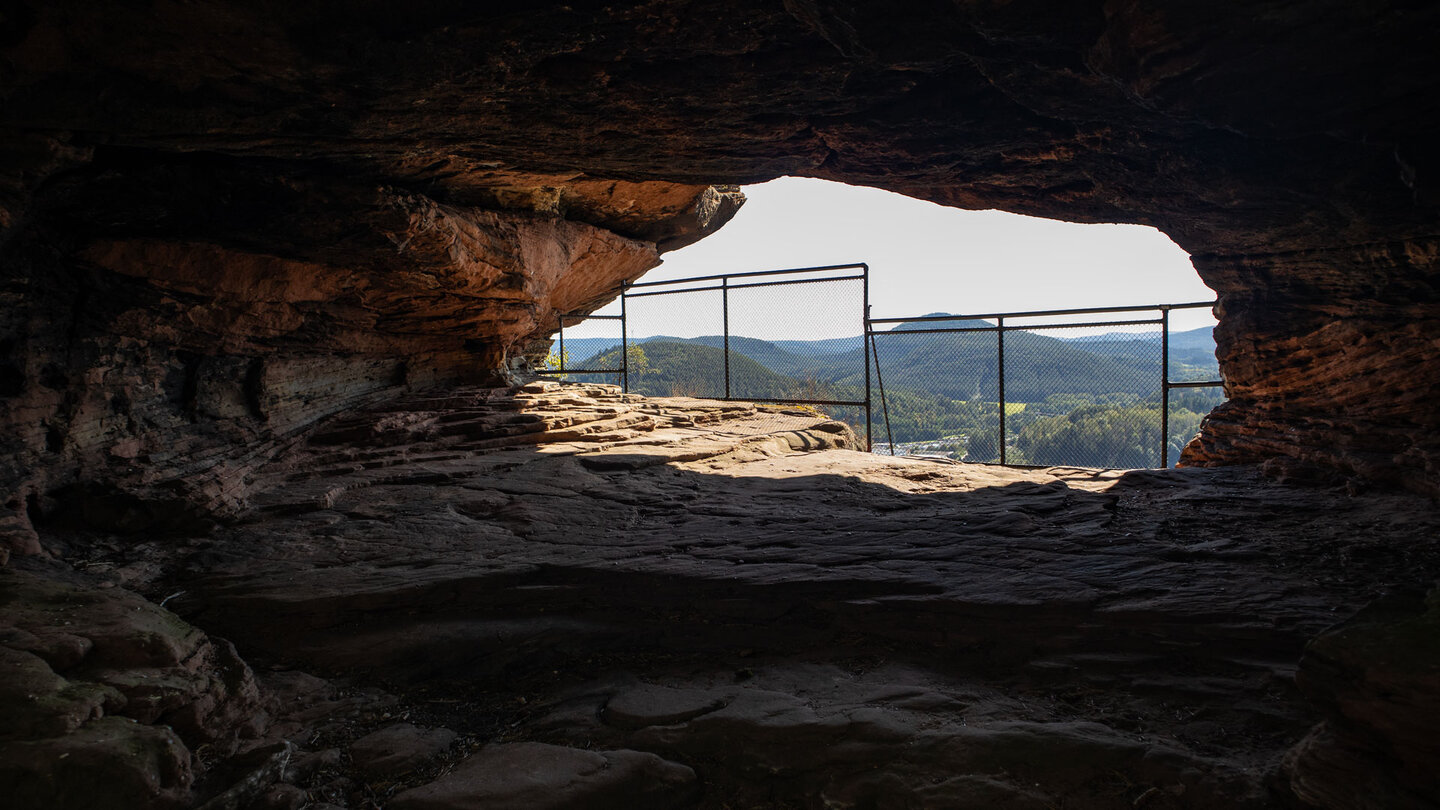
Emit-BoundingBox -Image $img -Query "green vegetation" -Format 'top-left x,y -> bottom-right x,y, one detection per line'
582,341 -> 803,399
541,347 -> 570,372
566,321 -> 1225,468
1002,389 -> 1223,467
1014,402 -> 1160,467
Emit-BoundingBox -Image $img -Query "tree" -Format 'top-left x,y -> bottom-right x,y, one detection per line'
625,344 -> 652,377
542,346 -> 571,371
1014,403 -> 1159,468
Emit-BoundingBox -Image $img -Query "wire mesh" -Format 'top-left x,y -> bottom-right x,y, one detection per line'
868,303 -> 1224,469
1004,320 -> 1163,468
720,275 -> 869,437
554,370 -> 625,387
1164,307 -> 1224,461
543,278 -> 1218,467
868,324 -> 1001,460
726,278 -> 864,385
539,312 -> 624,387
622,287 -> 726,399
1165,308 -> 1221,384
540,267 -> 872,442
1166,386 -> 1226,460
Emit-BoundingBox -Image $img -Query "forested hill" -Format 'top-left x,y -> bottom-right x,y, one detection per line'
635,335 -> 815,379
831,317 -> 1215,401
579,341 -> 808,400
571,320 -> 1217,402
571,321 -> 1223,463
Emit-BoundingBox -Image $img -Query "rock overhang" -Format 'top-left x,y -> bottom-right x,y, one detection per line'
6,7 -> 1440,807
2,0 -> 1439,513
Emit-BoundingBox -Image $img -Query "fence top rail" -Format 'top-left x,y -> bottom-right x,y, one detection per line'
625,273 -> 868,299
559,314 -> 623,321
736,397 -> 868,408
1004,317 -> 1165,332
870,317 -> 1165,337
868,300 -> 1215,325
726,273 -> 867,292
623,284 -> 726,298
1167,379 -> 1225,389
625,262 -> 869,290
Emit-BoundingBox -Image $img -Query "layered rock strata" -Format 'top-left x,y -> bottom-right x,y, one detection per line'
0,150 -> 741,548
4,4 -> 1440,804
7,385 -> 1439,808
1285,588 -> 1440,810
1,387 -> 856,808
2,1 -> 1439,504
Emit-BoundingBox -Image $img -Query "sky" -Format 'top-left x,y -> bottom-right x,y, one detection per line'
587,176 -> 1218,340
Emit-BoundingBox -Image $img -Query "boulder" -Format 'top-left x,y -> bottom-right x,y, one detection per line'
348,723 -> 457,776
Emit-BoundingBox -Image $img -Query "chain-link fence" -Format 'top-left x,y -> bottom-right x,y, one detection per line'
541,275 -> 1221,469
624,283 -> 727,399
541,264 -> 873,446
540,312 -> 624,387
868,302 -> 1223,468
865,322 -> 1000,459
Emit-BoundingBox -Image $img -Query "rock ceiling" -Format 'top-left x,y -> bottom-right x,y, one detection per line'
2,2 -> 1439,511
3,4 -> 1440,808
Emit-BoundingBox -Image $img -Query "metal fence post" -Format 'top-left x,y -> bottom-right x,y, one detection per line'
860,301 -> 1218,469
577,264 -> 874,446
620,283 -> 629,393
722,277 -> 731,399
863,265 -> 872,452
864,316 -> 873,454
1160,306 -> 1171,468
870,328 -> 895,455
997,315 -> 1006,465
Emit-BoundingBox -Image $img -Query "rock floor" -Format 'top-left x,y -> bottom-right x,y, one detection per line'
7,382 -> 1440,809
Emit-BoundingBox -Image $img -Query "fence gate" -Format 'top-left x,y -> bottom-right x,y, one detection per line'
542,264 -> 874,450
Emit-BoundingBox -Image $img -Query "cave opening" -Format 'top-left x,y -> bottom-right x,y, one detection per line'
3,3 -> 1438,808
556,176 -> 1225,467
654,177 -> 1215,319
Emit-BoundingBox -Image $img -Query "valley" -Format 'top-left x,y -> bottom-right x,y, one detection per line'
555,319 -> 1224,467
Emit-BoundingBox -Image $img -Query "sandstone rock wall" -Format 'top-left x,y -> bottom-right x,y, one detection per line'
0,149 -> 734,541
3,0 -> 1439,520
1186,240 -> 1440,492
1,567 -> 266,809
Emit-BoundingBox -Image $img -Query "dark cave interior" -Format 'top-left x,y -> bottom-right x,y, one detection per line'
2,2 -> 1439,809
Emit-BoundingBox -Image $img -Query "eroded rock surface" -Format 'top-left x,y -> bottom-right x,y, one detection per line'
2,1 -> 1439,502
1284,587 -> 1440,810
10,385 -> 1435,808
0,156 -> 739,544
3,7 -> 1440,799
389,742 -> 697,810
0,568 -> 265,809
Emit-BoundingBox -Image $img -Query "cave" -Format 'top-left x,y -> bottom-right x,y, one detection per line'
2,3 -> 1438,809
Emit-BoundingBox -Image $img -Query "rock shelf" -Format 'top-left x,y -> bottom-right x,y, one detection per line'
6,386 -> 1437,808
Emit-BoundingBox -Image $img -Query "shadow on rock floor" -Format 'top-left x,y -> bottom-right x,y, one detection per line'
6,385 -> 1439,808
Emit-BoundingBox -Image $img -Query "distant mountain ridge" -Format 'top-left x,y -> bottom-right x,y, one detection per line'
556,313 -> 1223,465
558,325 -> 1213,367
558,313 -> 1218,398
576,340 -> 805,400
